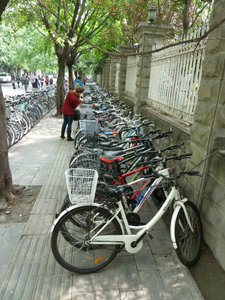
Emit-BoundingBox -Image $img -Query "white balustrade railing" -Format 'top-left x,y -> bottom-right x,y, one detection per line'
148,25 -> 208,124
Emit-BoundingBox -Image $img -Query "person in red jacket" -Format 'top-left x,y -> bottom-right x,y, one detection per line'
45,76 -> 49,86
60,86 -> 84,141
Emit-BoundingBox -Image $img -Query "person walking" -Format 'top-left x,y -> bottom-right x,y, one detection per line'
73,76 -> 83,88
24,75 -> 30,93
45,76 -> 49,86
32,75 -> 40,92
11,74 -> 16,89
60,86 -> 84,141
40,76 -> 44,88
16,75 -> 21,88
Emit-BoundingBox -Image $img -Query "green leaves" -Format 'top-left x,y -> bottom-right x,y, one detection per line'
0,23 -> 57,72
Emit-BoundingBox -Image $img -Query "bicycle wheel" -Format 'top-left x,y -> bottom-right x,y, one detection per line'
74,129 -> 84,148
175,201 -> 203,266
51,205 -> 122,273
70,153 -> 100,170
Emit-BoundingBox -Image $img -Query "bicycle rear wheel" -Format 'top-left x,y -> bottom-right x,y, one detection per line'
175,201 -> 203,266
51,205 -> 122,273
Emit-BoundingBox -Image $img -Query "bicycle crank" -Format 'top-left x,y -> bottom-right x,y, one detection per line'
125,238 -> 143,253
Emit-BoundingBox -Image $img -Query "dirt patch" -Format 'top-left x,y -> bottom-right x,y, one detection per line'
0,185 -> 41,223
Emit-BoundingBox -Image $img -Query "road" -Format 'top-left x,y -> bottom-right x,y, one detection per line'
1,82 -> 56,98
1,82 -> 32,97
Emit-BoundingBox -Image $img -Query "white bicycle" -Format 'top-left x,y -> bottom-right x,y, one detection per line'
51,167 -> 203,274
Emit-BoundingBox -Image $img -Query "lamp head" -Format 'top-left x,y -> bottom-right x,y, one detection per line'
148,5 -> 157,23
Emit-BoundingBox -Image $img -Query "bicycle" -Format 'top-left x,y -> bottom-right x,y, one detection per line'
51,160 -> 203,274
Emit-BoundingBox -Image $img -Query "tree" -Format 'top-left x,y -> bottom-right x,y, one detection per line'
0,0 -> 13,210
20,0 -> 121,115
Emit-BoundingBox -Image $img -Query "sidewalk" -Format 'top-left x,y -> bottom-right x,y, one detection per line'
0,111 -> 204,300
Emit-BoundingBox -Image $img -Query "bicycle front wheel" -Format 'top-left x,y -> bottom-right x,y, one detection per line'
175,201 -> 203,266
51,205 -> 122,273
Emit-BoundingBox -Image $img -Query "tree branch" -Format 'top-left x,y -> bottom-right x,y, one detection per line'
37,0 -> 225,58
189,3 -> 209,30
56,0 -> 61,32
0,0 -> 9,21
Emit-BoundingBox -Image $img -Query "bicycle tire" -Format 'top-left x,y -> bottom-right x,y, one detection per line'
6,124 -> 15,147
175,201 -> 203,266
51,205 -> 122,273
74,129 -> 84,148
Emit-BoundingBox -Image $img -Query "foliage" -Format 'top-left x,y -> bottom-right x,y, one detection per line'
0,0 -> 213,77
0,17 -> 57,73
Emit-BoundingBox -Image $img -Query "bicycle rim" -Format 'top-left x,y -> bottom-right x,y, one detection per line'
51,205 -> 122,273
175,201 -> 203,266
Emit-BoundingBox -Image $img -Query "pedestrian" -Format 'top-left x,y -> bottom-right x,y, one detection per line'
32,75 -> 40,91
50,77 -> 53,85
30,74 -> 35,87
40,76 -> 44,88
73,76 -> 83,88
83,78 -> 86,85
21,74 -> 25,86
60,86 -> 84,141
45,76 -> 49,86
11,74 -> 16,89
16,75 -> 21,88
24,75 -> 30,93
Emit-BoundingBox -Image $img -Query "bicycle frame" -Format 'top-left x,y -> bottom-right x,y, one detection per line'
113,163 -> 163,213
88,168 -> 191,253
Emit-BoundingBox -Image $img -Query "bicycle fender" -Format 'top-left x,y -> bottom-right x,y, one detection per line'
51,203 -> 124,234
170,198 -> 188,249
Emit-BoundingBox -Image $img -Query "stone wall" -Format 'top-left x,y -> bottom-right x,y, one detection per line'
186,0 -> 225,269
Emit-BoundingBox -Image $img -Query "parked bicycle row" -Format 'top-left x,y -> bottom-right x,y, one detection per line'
51,82 -> 203,274
5,87 -> 56,148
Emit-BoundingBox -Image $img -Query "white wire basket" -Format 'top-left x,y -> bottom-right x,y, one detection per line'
65,168 -> 98,205
79,120 -> 100,137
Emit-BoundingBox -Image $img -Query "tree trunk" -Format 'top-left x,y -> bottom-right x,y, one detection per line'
0,84 -> 13,210
0,0 -> 9,20
67,62 -> 74,90
183,0 -> 192,38
55,55 -> 67,116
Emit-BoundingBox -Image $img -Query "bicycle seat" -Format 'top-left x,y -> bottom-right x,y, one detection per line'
101,145 -> 125,151
100,156 -> 124,163
104,185 -> 131,199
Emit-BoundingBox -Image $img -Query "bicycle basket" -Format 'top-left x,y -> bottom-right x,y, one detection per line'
65,168 -> 98,205
79,120 -> 100,137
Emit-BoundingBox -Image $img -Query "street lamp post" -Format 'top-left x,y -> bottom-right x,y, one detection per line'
148,5 -> 157,24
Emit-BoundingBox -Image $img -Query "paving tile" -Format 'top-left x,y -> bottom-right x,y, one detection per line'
111,256 -> 142,291
133,241 -> 157,271
96,289 -> 120,300
139,270 -> 165,293
71,291 -> 95,300
121,290 -> 147,300
22,215 -> 53,235
0,224 -> 25,284
147,229 -> 172,255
